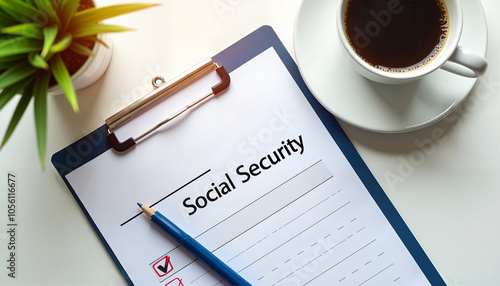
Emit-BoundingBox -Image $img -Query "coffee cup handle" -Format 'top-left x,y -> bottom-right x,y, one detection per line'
440,46 -> 488,78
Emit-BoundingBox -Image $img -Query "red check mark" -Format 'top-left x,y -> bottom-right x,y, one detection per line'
153,255 -> 174,277
157,256 -> 170,274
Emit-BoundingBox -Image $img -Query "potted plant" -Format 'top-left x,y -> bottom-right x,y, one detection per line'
0,0 -> 156,165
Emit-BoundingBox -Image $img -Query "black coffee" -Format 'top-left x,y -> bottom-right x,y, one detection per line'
344,0 -> 448,72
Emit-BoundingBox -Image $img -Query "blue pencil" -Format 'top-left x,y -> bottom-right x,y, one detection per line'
137,203 -> 250,285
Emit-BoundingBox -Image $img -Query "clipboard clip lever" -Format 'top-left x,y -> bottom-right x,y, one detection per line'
105,59 -> 230,152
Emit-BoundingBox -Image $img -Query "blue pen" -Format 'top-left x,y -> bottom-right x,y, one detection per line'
137,203 -> 250,285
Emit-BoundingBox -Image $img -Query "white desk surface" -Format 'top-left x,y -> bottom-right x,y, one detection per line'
1,0 -> 499,285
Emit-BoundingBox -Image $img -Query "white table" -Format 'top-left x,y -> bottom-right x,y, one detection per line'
0,0 -> 498,285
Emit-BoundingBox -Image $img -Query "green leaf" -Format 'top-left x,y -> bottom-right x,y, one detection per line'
0,4 -> 26,20
0,60 -> 38,89
0,12 -> 16,28
0,53 -> 25,63
33,0 -> 60,26
1,83 -> 33,149
0,37 -> 43,57
41,25 -> 57,58
33,71 -> 50,166
0,0 -> 38,20
70,4 -> 158,27
0,61 -> 17,70
0,23 -> 43,39
24,0 -> 37,7
0,54 -> 24,69
28,52 -> 49,69
70,23 -> 131,38
0,6 -> 15,19
69,41 -> 94,57
50,53 -> 78,112
0,79 -> 27,111
57,0 -> 79,33
49,33 -> 72,54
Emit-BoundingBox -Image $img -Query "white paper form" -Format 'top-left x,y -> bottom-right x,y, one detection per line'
64,48 -> 433,286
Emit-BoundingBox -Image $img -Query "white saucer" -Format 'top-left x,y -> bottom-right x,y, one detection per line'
294,0 -> 488,133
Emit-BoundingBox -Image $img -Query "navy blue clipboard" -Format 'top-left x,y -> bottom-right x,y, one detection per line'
52,26 -> 446,285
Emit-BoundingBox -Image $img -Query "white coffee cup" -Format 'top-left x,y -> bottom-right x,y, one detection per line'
336,0 -> 488,84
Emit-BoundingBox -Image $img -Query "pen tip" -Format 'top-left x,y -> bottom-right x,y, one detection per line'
137,202 -> 143,207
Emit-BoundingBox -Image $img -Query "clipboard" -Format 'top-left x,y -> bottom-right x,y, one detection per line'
52,26 -> 446,286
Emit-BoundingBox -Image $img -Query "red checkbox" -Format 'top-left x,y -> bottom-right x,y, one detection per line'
165,278 -> 183,286
153,255 -> 173,277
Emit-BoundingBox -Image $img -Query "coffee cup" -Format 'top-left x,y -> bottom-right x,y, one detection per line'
336,0 -> 487,84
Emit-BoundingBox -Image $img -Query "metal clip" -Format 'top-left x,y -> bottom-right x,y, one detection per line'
105,59 -> 230,152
